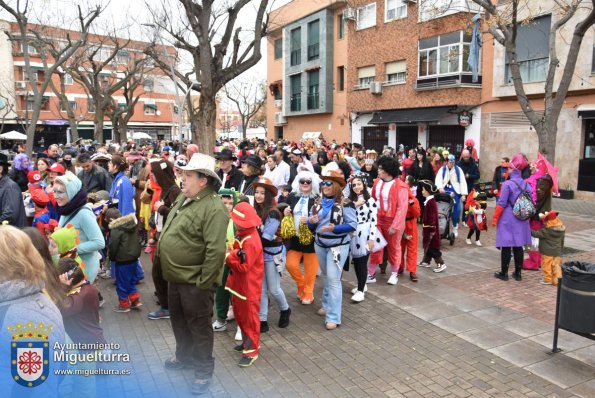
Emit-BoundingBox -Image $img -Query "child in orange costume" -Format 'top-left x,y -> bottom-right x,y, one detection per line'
225,202 -> 264,368
399,187 -> 421,281
464,190 -> 488,246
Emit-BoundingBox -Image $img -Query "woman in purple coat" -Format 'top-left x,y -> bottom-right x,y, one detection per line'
492,153 -> 532,281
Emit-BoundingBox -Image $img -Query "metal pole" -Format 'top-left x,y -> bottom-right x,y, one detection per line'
551,280 -> 562,353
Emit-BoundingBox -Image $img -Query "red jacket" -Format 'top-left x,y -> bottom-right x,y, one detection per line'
422,197 -> 440,251
405,194 -> 421,234
371,178 -> 409,232
225,227 -> 264,301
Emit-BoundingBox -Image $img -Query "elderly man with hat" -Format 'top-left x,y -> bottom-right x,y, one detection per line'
0,153 -> 26,227
155,152 -> 229,395
216,148 -> 243,191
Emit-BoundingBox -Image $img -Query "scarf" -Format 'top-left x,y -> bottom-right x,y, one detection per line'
56,189 -> 88,216
320,196 -> 335,221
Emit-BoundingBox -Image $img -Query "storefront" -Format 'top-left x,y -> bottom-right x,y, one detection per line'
578,114 -> 595,192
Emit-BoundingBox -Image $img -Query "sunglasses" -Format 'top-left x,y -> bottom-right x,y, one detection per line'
299,179 -> 312,185
320,181 -> 333,187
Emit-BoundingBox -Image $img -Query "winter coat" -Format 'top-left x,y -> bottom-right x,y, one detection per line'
78,164 -> 112,193
225,228 -> 264,301
156,186 -> 229,289
531,225 -> 565,257
411,160 -> 434,182
131,160 -> 150,215
0,175 -> 26,227
217,166 -> 243,191
60,282 -> 106,344
435,165 -> 468,196
8,168 -> 28,192
457,158 -> 480,190
108,214 -> 142,264
495,170 -> 532,248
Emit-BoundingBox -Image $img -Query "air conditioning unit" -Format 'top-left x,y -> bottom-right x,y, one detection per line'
274,99 -> 282,108
16,81 -> 27,88
275,112 -> 287,125
370,81 -> 383,95
343,7 -> 356,21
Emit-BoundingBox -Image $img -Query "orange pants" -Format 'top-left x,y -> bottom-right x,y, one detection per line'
541,255 -> 562,285
285,250 -> 319,301
399,219 -> 418,274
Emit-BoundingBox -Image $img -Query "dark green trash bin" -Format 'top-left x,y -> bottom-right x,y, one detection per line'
558,262 -> 595,334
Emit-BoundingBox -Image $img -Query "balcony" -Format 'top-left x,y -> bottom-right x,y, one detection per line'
307,93 -> 319,110
290,94 -> 301,112
414,74 -> 482,91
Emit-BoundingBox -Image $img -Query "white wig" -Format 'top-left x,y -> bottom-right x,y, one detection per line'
291,169 -> 321,196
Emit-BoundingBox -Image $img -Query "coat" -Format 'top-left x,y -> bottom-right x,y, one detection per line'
109,172 -> 136,216
531,225 -> 565,257
78,165 -> 112,193
0,175 -> 26,227
156,187 -> 229,289
422,196 -> 440,251
225,228 -> 264,301
217,166 -> 243,191
457,159 -> 480,191
8,168 -> 28,192
495,170 -> 532,247
108,213 -> 142,264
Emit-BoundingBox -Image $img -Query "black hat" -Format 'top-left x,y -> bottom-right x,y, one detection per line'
215,148 -> 237,161
241,154 -> 262,169
0,153 -> 9,166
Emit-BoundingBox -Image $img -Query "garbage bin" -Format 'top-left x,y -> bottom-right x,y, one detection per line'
558,261 -> 595,334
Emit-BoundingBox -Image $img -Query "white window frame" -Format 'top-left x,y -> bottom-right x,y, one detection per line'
20,42 -> 38,54
385,0 -> 407,22
357,65 -> 376,89
417,31 -> 473,78
26,99 -> 35,112
387,72 -> 406,84
356,3 -> 377,31
418,0 -> 481,22
64,73 -> 73,85
60,100 -> 77,112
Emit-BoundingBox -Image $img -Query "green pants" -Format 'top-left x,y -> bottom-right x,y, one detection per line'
215,265 -> 231,321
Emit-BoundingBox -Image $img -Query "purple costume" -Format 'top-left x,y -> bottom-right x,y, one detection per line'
495,170 -> 532,248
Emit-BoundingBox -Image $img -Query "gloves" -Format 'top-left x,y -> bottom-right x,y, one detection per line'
492,205 -> 504,227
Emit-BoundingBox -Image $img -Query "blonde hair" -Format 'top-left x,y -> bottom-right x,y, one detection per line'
0,225 -> 46,286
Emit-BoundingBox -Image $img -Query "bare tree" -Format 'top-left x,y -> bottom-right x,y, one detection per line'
223,78 -> 265,139
467,0 -> 595,163
0,88 -> 16,134
106,70 -> 146,143
0,1 -> 101,155
151,0 -> 270,154
46,69 -> 84,142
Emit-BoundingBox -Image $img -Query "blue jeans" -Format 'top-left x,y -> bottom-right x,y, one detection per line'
259,260 -> 289,321
315,243 -> 349,325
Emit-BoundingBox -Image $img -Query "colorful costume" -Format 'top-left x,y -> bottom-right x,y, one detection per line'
531,211 -> 565,285
399,191 -> 421,277
51,225 -> 86,275
421,195 -> 444,265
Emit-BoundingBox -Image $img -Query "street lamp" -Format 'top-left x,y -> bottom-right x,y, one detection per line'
141,23 -> 184,141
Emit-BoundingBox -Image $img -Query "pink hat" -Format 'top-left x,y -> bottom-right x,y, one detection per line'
510,153 -> 528,171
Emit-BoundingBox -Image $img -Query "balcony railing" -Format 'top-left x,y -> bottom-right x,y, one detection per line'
290,94 -> 301,111
290,49 -> 301,66
307,43 -> 319,60
307,93 -> 319,109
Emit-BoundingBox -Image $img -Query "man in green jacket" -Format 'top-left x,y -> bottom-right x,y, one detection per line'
155,153 -> 229,396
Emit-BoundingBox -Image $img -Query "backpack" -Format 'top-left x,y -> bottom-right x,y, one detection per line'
510,180 -> 536,221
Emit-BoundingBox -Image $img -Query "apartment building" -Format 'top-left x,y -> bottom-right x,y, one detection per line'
267,0 -> 349,143
0,19 -> 181,150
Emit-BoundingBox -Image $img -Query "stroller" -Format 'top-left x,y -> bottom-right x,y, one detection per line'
435,192 -> 455,246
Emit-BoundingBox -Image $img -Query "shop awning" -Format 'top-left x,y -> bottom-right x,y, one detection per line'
144,104 -> 157,110
369,106 -> 455,124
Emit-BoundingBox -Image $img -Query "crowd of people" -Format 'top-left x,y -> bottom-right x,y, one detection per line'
0,136 -> 563,396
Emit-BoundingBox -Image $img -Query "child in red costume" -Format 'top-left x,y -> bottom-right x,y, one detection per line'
464,190 -> 488,246
399,185 -> 421,281
225,202 -> 264,368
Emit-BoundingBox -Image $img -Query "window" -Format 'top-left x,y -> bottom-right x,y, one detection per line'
418,31 -> 472,78
26,99 -> 34,112
307,20 -> 320,61
117,50 -> 130,65
40,96 -> 49,111
419,0 -> 481,22
61,100 -> 77,112
504,15 -> 551,84
357,3 -> 377,30
357,65 -> 375,88
144,103 -> 157,115
385,0 -> 407,21
272,84 -> 282,100
20,42 -> 37,54
64,73 -> 73,85
338,14 -> 345,39
88,98 -> 95,113
274,38 -> 283,60
290,74 -> 301,112
338,66 -> 345,91
143,79 -> 154,92
385,60 -> 406,83
307,70 -> 319,110
290,28 -> 301,66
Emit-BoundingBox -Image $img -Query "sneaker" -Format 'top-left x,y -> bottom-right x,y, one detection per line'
98,298 -> 105,308
113,305 -> 130,313
366,274 -> 377,284
260,321 -> 269,333
278,308 -> 291,328
350,285 -> 368,294
148,308 -> 170,320
98,269 -> 111,279
212,319 -> 227,332
540,280 -> 551,285
387,272 -> 399,285
238,355 -> 258,367
410,272 -> 418,282
226,306 -> 235,321
433,264 -> 447,273
475,240 -> 482,246
234,327 -> 243,341
130,300 -> 143,310
233,343 -> 244,352
453,229 -> 458,238
301,299 -> 313,305
190,378 -> 211,395
466,238 -> 472,245
351,291 -> 365,302
494,272 -> 509,281
317,308 -> 326,316
418,261 -> 432,268
325,322 -> 339,330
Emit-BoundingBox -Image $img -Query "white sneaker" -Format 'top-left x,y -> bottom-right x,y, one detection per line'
234,327 -> 243,341
419,261 -> 432,268
433,264 -> 447,273
351,291 -> 365,302
475,240 -> 482,246
466,238 -> 472,245
387,272 -> 399,285
366,275 -> 377,284
351,285 -> 368,294
212,319 -> 227,332
226,306 -> 235,321
453,228 -> 458,238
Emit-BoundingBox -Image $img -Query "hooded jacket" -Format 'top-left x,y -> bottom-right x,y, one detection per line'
531,220 -> 565,257
108,213 -> 142,263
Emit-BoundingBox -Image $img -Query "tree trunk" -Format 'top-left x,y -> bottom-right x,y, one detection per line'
26,102 -> 42,155
94,109 -> 104,142
70,122 -> 79,143
194,94 -> 217,155
536,122 -> 557,164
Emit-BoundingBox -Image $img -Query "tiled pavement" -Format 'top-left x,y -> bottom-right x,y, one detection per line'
94,197 -> 595,397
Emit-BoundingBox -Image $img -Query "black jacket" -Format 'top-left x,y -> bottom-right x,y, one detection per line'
78,165 -> 113,193
8,168 -> 28,192
108,214 -> 142,264
217,166 -> 243,191
457,159 -> 480,190
411,160 -> 434,182
0,175 -> 26,227
240,174 -> 259,196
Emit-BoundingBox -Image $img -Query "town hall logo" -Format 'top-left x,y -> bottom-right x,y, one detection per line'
8,321 -> 52,388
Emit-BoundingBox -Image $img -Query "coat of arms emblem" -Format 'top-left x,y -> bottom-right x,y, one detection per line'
8,321 -> 52,387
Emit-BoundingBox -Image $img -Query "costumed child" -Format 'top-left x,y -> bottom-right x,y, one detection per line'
398,186 -> 421,281
418,180 -> 447,273
531,211 -> 565,286
225,202 -> 264,368
105,208 -> 143,312
213,188 -> 244,342
51,224 -> 86,268
31,189 -> 52,234
464,190 -> 488,246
